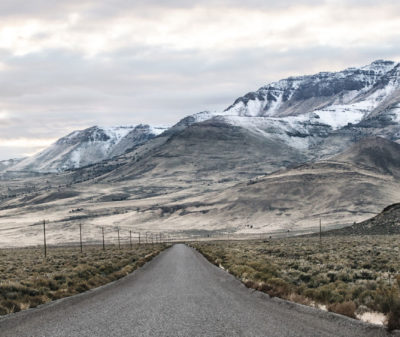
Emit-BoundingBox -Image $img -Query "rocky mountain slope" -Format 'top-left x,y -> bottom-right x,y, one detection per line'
10,125 -> 167,172
324,203 -> 400,235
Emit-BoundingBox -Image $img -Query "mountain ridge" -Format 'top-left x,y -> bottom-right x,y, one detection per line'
8,124 -> 168,173
3,59 -> 400,178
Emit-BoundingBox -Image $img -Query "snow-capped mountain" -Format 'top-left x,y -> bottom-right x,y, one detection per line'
10,125 -> 168,172
179,60 -> 400,157
6,59 -> 400,174
224,60 -> 399,122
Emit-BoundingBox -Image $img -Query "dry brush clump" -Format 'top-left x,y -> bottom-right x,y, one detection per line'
192,235 -> 400,330
0,244 -> 167,315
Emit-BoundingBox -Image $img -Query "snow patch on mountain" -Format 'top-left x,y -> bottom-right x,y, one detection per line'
215,114 -> 327,151
360,59 -> 397,73
149,126 -> 168,135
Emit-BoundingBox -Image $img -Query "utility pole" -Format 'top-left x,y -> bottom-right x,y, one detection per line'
129,230 -> 132,249
102,227 -> 105,251
79,223 -> 83,253
319,218 -> 322,249
43,220 -> 47,258
117,227 -> 121,249
138,232 -> 141,245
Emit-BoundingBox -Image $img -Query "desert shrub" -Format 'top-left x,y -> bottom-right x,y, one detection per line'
0,244 -> 167,315
395,275 -> 400,288
1,299 -> 21,313
310,285 -> 343,304
266,278 -> 291,297
53,274 -> 67,284
248,260 -> 278,277
288,293 -> 312,306
298,272 -> 311,283
328,301 -> 356,318
375,287 -> 400,320
74,281 -> 89,293
338,272 -> 352,282
192,235 -> 400,329
327,272 -> 337,283
354,270 -> 374,280
230,265 -> 255,279
244,280 -> 258,289
0,283 -> 39,297
387,298 -> 400,331
0,305 -> 8,315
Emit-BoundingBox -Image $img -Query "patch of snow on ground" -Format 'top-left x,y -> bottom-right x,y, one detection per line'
356,311 -> 386,326
316,304 -> 328,311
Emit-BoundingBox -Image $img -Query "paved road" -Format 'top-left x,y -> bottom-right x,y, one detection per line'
0,244 -> 396,337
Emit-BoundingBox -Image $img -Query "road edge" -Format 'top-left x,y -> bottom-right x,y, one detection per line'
188,244 -> 400,336
0,244 -> 172,324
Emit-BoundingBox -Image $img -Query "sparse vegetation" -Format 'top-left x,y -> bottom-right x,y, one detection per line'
192,235 -> 400,330
0,244 -> 167,315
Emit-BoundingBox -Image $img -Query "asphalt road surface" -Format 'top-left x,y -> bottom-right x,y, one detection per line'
0,244 -> 397,337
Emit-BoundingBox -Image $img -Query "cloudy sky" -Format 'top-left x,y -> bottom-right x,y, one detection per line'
0,0 -> 400,159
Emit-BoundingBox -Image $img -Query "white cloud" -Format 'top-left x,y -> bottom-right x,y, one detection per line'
1,4 -> 400,57
0,137 -> 55,148
0,111 -> 9,120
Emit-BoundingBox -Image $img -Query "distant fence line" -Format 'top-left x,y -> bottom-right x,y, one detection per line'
35,220 -> 175,257
0,218 -> 329,255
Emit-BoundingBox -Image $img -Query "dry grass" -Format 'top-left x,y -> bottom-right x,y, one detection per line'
192,235 -> 400,329
0,244 -> 167,315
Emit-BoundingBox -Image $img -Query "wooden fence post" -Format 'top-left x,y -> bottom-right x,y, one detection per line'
319,218 -> 322,250
102,227 -> 105,251
79,223 -> 83,253
117,227 -> 121,249
43,220 -> 47,258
